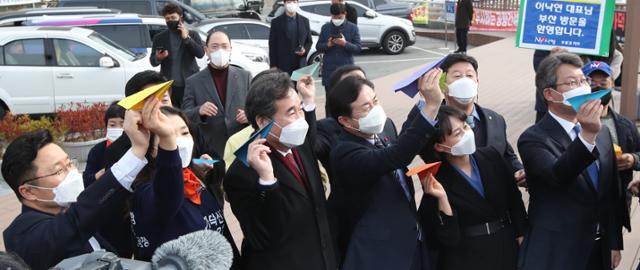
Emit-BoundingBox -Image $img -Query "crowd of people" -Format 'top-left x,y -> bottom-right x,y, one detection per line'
0,2 -> 639,270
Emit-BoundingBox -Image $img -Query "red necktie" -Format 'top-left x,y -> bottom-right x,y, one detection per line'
282,152 -> 308,190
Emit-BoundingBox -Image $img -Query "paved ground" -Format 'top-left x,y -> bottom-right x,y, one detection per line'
2,32 -> 640,269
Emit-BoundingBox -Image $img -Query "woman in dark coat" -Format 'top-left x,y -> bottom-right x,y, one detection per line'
421,106 -> 527,270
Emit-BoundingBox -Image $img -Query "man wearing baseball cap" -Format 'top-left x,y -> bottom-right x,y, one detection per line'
584,60 -> 640,215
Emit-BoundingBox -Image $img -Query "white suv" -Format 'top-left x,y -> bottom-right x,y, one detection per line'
269,0 -> 416,54
25,14 -> 270,76
0,26 -> 154,117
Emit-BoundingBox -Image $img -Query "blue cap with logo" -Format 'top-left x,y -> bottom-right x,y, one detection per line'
582,61 -> 612,77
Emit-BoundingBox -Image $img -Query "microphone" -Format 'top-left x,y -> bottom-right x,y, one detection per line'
152,229 -> 234,270
54,230 -> 233,270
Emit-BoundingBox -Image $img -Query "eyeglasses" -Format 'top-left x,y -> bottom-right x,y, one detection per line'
554,78 -> 592,89
23,159 -> 78,183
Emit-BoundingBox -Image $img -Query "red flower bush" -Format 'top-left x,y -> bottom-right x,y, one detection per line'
56,102 -> 108,142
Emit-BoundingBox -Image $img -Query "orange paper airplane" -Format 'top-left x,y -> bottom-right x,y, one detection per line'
406,162 -> 442,180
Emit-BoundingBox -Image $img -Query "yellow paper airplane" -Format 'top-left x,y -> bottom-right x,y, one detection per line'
118,80 -> 173,110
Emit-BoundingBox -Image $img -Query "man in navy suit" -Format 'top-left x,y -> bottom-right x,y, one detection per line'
327,69 -> 452,269
269,0 -> 313,74
1,112 -> 149,269
517,53 -> 626,270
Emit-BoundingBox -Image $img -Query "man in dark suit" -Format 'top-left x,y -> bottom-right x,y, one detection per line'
454,0 -> 473,54
1,115 -> 149,269
150,3 -> 205,107
517,53 -> 625,270
224,72 -> 336,270
269,0 -> 313,74
327,68 -> 446,269
404,54 -> 525,186
182,31 -> 252,158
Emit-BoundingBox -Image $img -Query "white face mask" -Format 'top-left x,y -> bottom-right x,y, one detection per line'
274,117 -> 309,148
285,2 -> 298,13
551,85 -> 591,108
106,127 -> 123,142
440,129 -> 476,156
447,77 -> 478,105
209,49 -> 230,68
28,169 -> 85,207
353,105 -> 387,135
332,18 -> 345,26
176,136 -> 194,168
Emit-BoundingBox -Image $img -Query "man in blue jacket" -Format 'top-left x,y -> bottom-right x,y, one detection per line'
316,3 -> 361,89
1,113 -> 149,269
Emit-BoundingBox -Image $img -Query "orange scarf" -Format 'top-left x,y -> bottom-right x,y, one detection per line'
182,168 -> 204,205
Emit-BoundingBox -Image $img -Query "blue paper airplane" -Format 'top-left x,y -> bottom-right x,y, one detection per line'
566,89 -> 612,111
234,121 -> 274,167
192,159 -> 221,165
392,55 -> 448,98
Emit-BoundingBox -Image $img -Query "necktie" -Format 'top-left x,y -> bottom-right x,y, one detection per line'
572,125 -> 599,190
283,152 -> 307,190
466,115 -> 476,128
374,136 -> 413,201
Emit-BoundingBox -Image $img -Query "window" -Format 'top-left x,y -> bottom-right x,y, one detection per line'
4,39 -> 45,66
0,47 -> 4,65
86,25 -> 151,49
372,0 -> 386,8
191,0 -> 245,12
353,0 -> 369,8
245,24 -> 269,39
103,2 -> 152,15
149,24 -> 168,40
212,24 -> 249,39
303,3 -> 332,16
352,5 -> 367,17
53,39 -> 103,67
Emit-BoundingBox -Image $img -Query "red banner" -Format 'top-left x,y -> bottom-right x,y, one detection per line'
470,8 -> 519,31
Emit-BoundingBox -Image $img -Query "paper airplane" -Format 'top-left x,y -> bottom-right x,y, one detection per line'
406,162 -> 442,180
291,62 -> 321,81
392,56 -> 448,98
192,159 -> 221,165
234,121 -> 274,167
566,89 -> 611,111
118,80 -> 173,110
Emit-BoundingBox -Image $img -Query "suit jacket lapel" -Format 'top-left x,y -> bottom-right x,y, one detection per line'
297,145 -> 324,200
439,160 -> 493,213
477,105 -> 501,149
595,128 -> 612,199
269,151 -> 309,199
540,114 -> 597,194
225,67 -> 239,111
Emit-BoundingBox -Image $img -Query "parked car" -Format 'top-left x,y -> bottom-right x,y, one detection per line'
25,14 -> 269,76
55,0 -> 208,24
195,18 -> 321,64
0,26 -> 153,116
269,0 -> 412,21
189,0 -> 262,19
0,7 -> 120,26
268,0 -> 415,54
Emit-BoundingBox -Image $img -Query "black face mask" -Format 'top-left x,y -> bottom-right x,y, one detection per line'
166,20 -> 180,31
592,86 -> 612,106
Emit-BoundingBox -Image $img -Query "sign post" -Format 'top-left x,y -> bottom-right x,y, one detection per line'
516,0 -> 616,57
